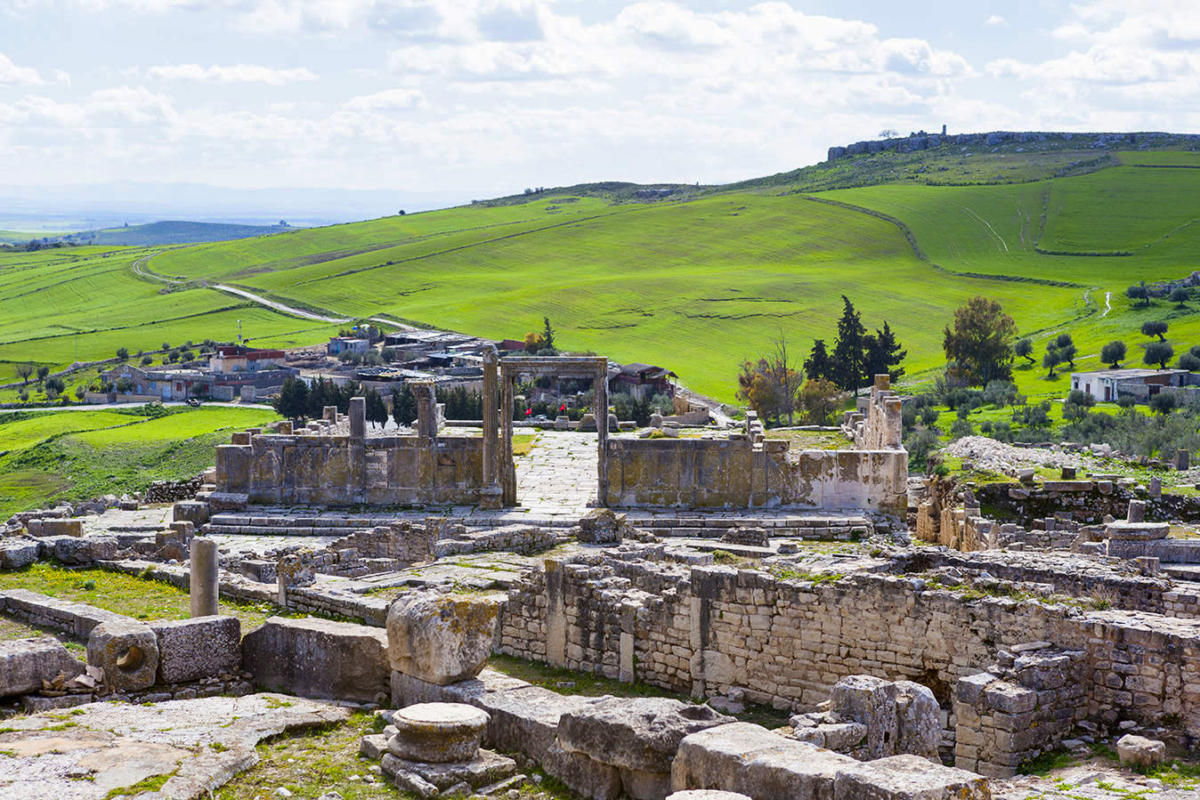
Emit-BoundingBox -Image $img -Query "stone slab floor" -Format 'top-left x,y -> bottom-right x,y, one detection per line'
514,431 -> 598,516
0,693 -> 348,799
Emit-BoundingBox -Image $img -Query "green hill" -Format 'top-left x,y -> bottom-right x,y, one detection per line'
60,220 -> 291,247
4,135 -> 1200,404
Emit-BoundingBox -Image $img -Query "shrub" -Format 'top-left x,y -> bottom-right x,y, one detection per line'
949,418 -> 974,439
1144,341 -> 1174,369
981,380 -> 1018,408
1142,320 -> 1169,341
1180,352 -> 1200,372
1101,340 -> 1126,368
1150,393 -> 1179,415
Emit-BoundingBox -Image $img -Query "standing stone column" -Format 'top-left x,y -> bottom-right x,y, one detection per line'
349,396 -> 367,502
413,381 -> 437,441
189,537 -> 219,617
595,367 -> 609,507
349,397 -> 366,439
883,397 -> 904,449
324,405 -> 338,423
480,347 -> 501,509
500,374 -> 515,505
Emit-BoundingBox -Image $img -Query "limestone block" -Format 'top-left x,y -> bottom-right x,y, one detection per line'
39,518 -> 84,537
242,616 -> 389,703
1117,734 -> 1166,768
0,540 -> 39,571
544,740 -> 623,800
0,637 -> 83,697
360,733 -> 389,760
388,702 -> 489,763
557,696 -> 731,775
386,591 -> 499,685
87,620 -> 159,692
577,508 -> 627,544
149,615 -> 240,684
54,536 -> 116,565
382,748 -> 517,792
671,722 -> 856,798
172,501 -> 209,526
893,680 -> 941,761
666,793 -> 751,800
834,754 -> 991,800
466,682 -> 601,762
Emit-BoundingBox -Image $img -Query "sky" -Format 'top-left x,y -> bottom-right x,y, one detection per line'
2,0 -> 1199,206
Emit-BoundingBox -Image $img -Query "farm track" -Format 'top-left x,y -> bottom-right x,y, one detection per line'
132,249 -> 353,324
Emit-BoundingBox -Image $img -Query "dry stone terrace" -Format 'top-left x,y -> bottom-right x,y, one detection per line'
1,368 -> 1200,798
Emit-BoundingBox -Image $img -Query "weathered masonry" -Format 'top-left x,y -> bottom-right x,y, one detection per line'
498,549 -> 1200,777
603,375 -> 906,514
214,359 -> 905,515
214,385 -> 496,508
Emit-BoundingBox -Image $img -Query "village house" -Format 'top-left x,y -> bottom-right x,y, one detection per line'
1070,367 -> 1199,403
326,336 -> 371,356
609,362 -> 676,400
95,345 -> 298,403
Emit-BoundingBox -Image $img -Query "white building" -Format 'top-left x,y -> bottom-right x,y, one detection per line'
1070,368 -> 1195,403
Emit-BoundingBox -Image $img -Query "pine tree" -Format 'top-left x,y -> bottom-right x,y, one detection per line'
804,339 -> 834,383
831,295 -> 867,391
392,385 -> 418,426
274,376 -> 309,421
864,321 -> 907,381
365,387 -> 388,429
542,317 -> 555,352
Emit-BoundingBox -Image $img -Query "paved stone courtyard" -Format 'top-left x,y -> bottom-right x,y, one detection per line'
514,431 -> 599,516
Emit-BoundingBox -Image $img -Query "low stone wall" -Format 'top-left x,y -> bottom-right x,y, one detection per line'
604,439 -> 907,514
976,480 -> 1200,525
216,432 -> 487,507
497,551 -> 1200,756
144,477 -> 201,504
954,647 -> 1088,777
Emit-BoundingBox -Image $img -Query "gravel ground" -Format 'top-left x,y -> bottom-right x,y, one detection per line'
942,436 -> 1101,476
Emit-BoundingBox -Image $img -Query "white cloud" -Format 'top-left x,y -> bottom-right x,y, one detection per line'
986,14 -> 1004,26
343,87 -> 425,110
145,63 -> 318,84
0,51 -> 49,84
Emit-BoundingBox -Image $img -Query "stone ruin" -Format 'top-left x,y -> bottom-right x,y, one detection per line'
208,362 -> 909,516
1,369 -> 1199,798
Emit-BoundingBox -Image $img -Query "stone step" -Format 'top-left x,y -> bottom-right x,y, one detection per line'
204,510 -> 872,538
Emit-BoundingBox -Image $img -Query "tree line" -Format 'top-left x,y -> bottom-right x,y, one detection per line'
736,296 -> 906,426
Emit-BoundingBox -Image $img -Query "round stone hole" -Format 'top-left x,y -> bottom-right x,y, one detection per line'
116,645 -> 145,673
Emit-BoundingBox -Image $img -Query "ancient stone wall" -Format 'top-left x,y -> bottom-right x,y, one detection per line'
603,438 -> 907,513
954,647 -> 1088,777
215,432 -> 486,507
498,553 -> 1200,750
976,480 -> 1200,525
602,375 -> 906,513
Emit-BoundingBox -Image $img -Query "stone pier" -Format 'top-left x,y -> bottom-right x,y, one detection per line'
189,537 -> 219,617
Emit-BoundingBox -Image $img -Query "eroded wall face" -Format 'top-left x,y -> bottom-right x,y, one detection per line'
602,438 -> 907,513
498,558 -> 1200,744
215,434 -> 485,506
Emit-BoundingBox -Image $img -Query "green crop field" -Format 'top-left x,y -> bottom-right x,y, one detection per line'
6,138 -> 1200,408
0,406 -> 279,517
0,245 -> 341,387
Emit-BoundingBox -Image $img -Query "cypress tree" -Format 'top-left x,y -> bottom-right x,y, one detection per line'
832,295 -> 867,391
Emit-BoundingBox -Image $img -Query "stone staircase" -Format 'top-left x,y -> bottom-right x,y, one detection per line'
203,509 -> 874,540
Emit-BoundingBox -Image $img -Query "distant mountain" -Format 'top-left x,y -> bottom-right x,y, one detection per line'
60,220 -> 292,246
0,181 -> 468,230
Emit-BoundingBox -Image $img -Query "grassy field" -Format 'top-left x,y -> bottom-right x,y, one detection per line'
144,191 -> 1083,401
0,246 -> 340,385
5,140 -> 1200,406
0,562 -> 281,630
0,406 -> 278,517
